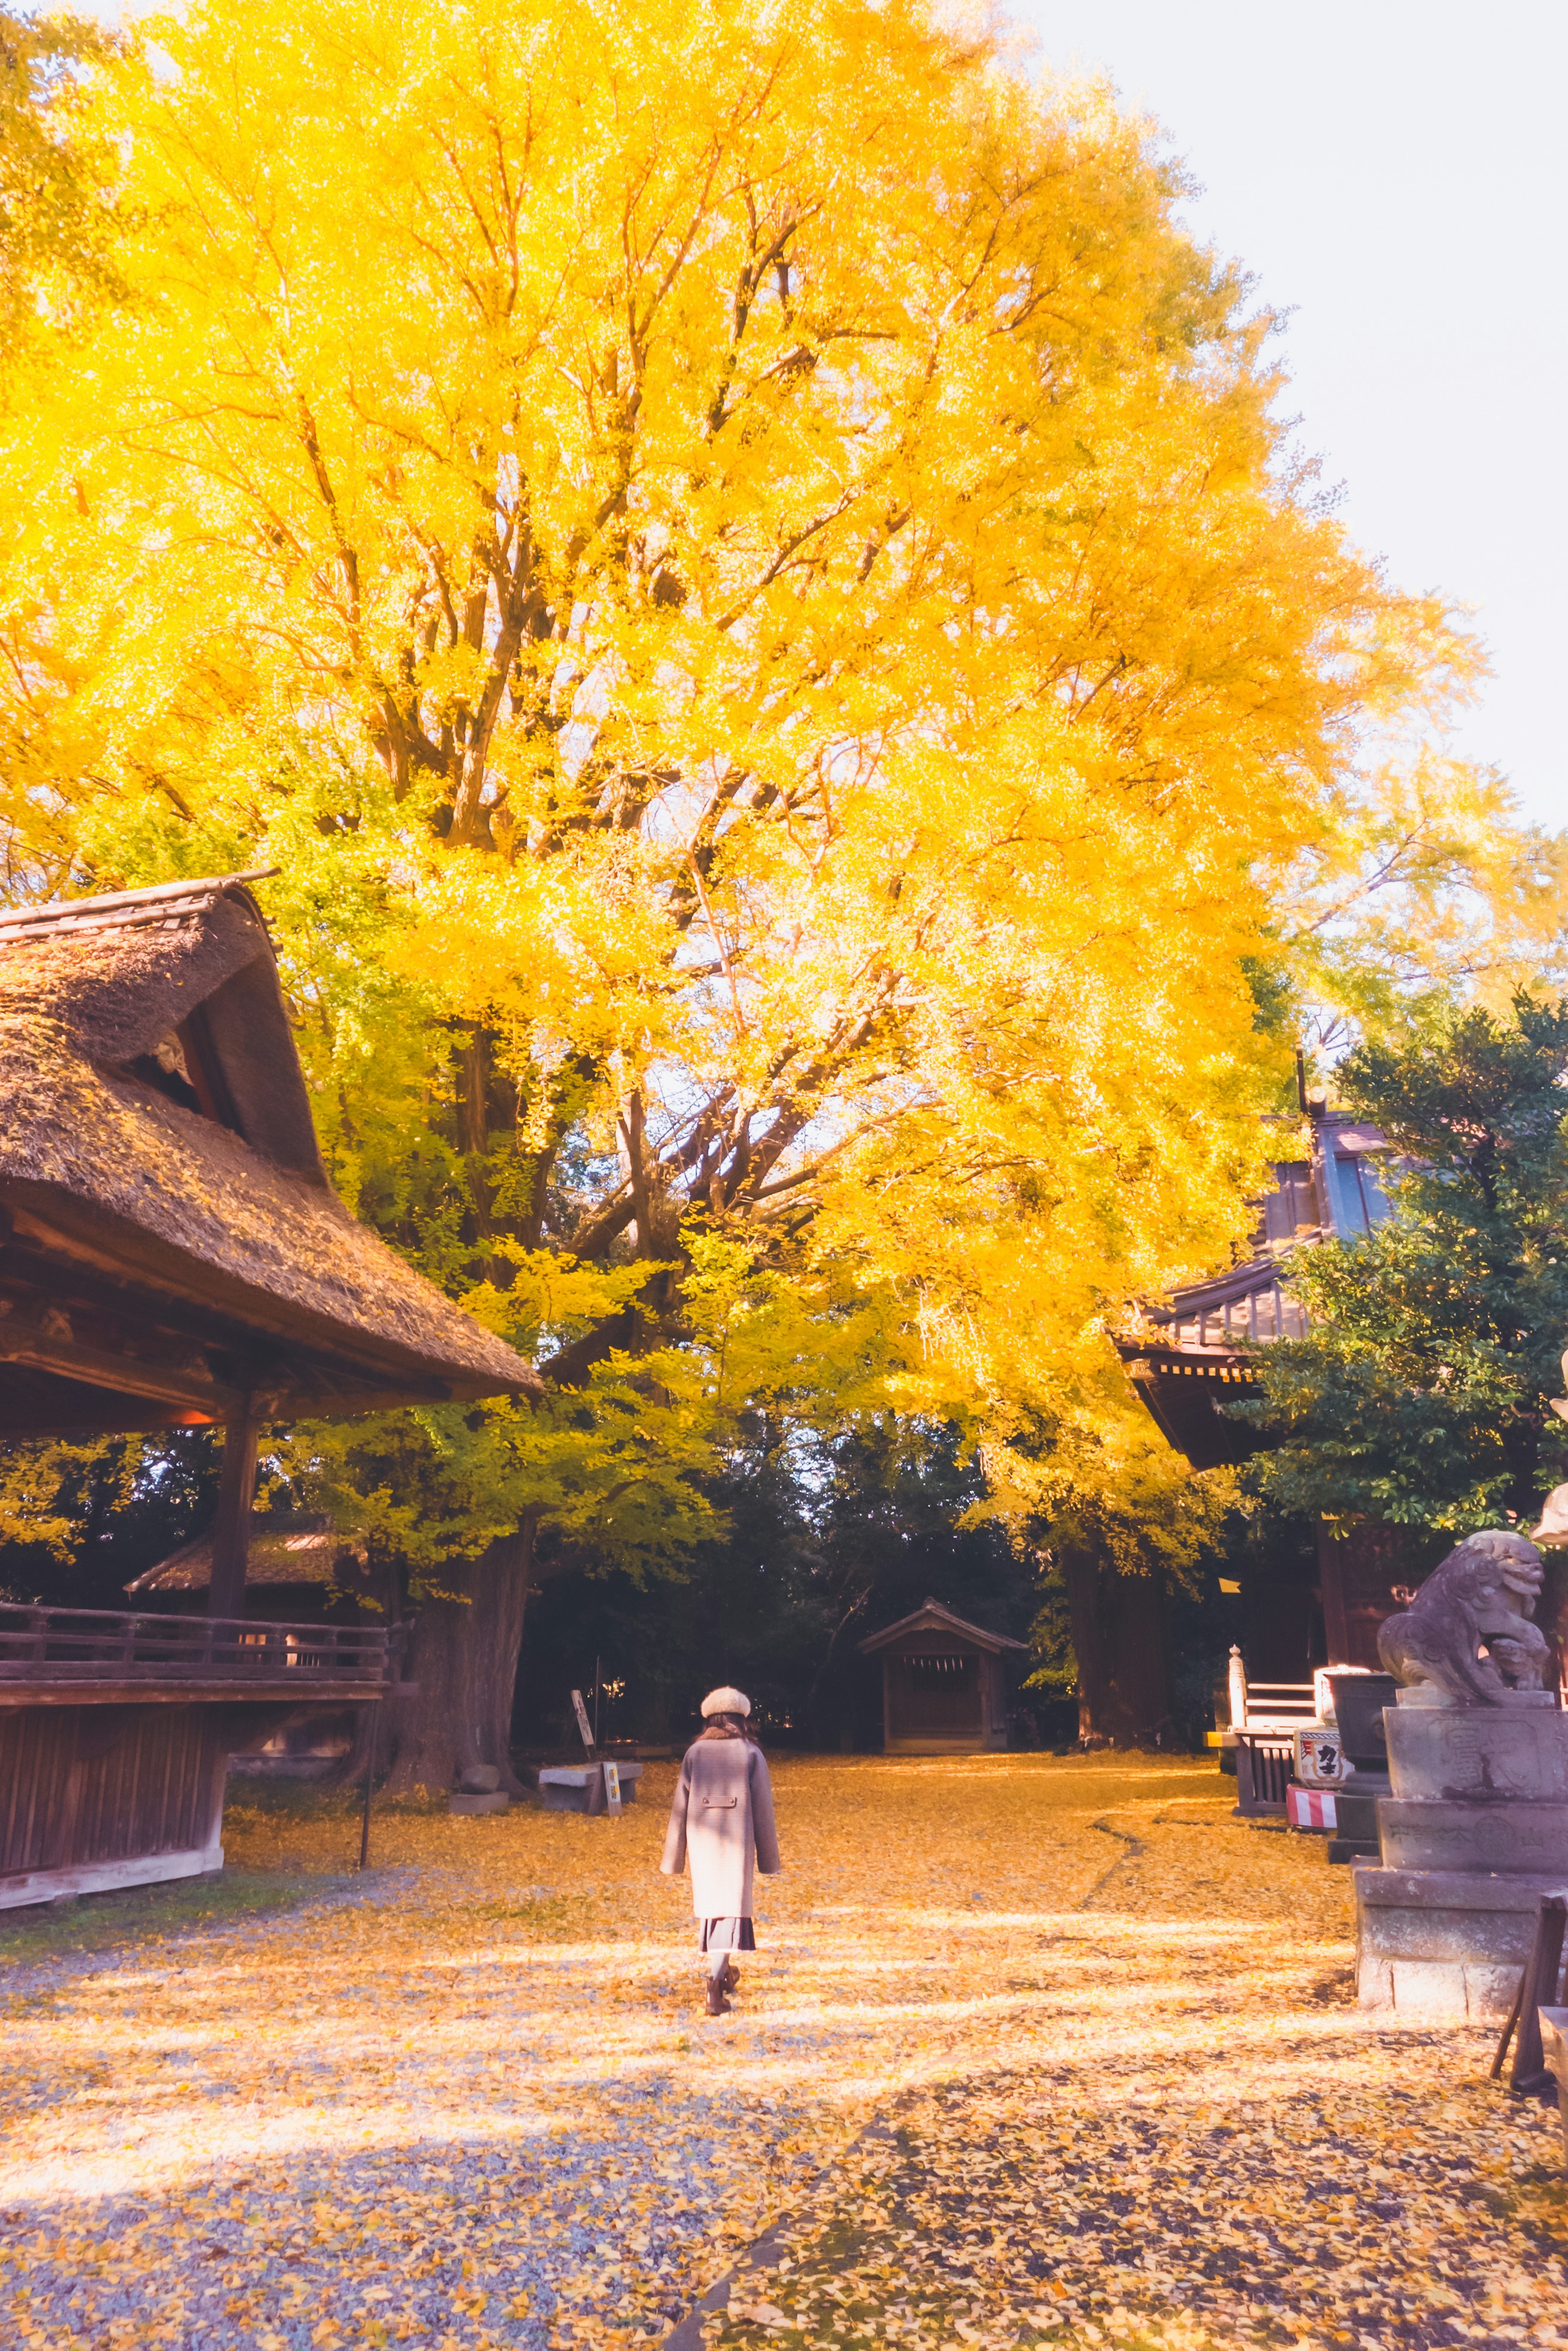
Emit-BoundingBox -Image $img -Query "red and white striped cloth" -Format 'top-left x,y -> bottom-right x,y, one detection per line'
1287,1786 -> 1337,1830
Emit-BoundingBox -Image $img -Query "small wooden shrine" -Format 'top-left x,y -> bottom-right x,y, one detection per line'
0,870 -> 538,1906
1115,1097 -> 1403,1672
859,1598 -> 1025,1755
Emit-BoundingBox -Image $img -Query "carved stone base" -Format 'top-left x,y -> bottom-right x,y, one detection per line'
1355,1865 -> 1568,2021
1379,1797 -> 1568,1873
1386,1699 -> 1568,1801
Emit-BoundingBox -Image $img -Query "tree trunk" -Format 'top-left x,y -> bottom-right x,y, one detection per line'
381,1521 -> 537,1794
1064,1553 -> 1174,1748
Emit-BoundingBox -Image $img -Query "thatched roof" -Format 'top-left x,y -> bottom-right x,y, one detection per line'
127,1513 -> 363,1593
0,872 -> 539,1431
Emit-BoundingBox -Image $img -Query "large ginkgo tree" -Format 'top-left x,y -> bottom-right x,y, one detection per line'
1,0 -> 1558,1781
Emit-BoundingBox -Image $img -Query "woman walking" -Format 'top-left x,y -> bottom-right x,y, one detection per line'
661,1686 -> 780,2015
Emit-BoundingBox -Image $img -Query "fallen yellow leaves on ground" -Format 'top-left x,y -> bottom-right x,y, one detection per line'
0,1756 -> 1563,2349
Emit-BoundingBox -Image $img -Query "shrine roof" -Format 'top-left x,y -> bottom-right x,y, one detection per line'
858,1597 -> 1027,1656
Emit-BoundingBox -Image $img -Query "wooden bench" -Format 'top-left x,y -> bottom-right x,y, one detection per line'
533,1762 -> 644,1814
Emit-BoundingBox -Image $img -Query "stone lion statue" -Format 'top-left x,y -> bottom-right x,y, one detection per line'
1376,1529 -> 1551,1705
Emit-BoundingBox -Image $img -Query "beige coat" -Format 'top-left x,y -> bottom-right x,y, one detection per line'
660,1734 -> 780,1917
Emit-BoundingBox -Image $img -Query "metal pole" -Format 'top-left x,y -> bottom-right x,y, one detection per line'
358,1701 -> 380,1872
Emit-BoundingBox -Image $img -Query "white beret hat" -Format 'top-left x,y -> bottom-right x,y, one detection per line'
701,1685 -> 751,1717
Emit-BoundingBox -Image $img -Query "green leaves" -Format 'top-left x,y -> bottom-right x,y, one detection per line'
1240,997 -> 1568,1532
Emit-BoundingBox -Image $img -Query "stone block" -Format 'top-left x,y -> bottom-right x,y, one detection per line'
1356,1864 -> 1568,2017
1464,1964 -> 1522,2023
1388,1959 -> 1470,2022
1326,1673 -> 1397,1768
1386,1707 -> 1568,1803
1357,1901 -> 1496,1964
1356,1953 -> 1394,2011
449,1791 -> 510,1816
1333,1789 -> 1384,1841
1377,1797 -> 1568,1875
1356,1956 -> 1511,2024
459,1764 -> 502,1793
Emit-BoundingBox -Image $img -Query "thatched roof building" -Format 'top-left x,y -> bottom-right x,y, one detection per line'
126,1512 -> 363,1598
0,870 -> 531,1905
0,870 -> 538,1435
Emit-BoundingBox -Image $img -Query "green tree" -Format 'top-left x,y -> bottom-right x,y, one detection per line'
514,1413 -> 1034,1752
1242,997 -> 1568,1534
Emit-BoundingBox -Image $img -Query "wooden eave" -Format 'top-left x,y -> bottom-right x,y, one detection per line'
0,1189 -> 523,1430
0,869 -> 539,1435
859,1599 -> 1027,1656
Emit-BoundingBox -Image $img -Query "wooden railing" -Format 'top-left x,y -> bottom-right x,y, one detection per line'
1226,1647 -> 1316,1734
0,1600 -> 391,1683
1145,1260 -> 1310,1351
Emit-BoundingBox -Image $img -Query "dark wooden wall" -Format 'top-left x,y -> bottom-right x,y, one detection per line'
0,1705 -> 227,1890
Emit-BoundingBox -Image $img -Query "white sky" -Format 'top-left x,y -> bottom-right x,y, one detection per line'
1012,0 -> 1568,835
77,0 -> 1566,835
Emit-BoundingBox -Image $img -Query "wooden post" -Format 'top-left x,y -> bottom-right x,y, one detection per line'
207,1404 -> 261,1622
1227,1645 -> 1248,1730
1491,1895 -> 1568,2095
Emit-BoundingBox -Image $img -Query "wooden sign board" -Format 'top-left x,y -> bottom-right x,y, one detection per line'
602,1761 -> 623,1816
570,1689 -> 595,1751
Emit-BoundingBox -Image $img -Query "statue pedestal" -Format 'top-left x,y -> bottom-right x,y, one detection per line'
1355,1692 -> 1568,2022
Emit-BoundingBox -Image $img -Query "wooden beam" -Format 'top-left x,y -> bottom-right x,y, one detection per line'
207,1406 -> 262,1620
0,1316 -> 239,1416
2,1193 -> 487,1404
0,1681 -> 394,1707
0,1844 -> 225,1912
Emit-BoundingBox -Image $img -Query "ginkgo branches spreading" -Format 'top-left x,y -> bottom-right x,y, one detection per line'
1,0 -> 1561,1776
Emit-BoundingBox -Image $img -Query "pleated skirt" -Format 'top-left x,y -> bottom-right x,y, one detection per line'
697,1916 -> 757,1952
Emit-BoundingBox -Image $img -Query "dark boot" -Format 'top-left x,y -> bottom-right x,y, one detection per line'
704,1974 -> 731,2017
721,1961 -> 739,1993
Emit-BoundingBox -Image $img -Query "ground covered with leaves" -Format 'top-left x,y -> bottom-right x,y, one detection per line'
1,1757 -> 1563,2349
